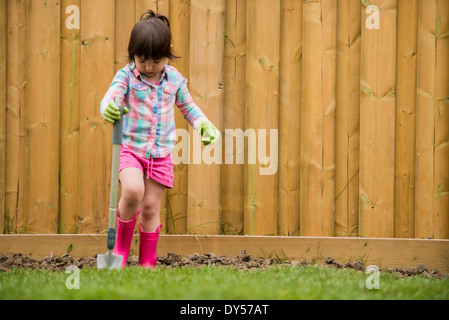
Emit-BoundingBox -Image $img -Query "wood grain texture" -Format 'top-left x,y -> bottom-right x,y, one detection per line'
78,0 -> 115,233
24,0 -> 61,233
416,0 -> 449,239
167,0 -> 190,234
300,0 -> 337,236
187,0 -> 224,235
279,0 -> 302,236
5,0 -> 27,234
222,0 -> 246,235
60,0 -> 81,233
394,0 -> 418,238
335,0 -> 361,237
359,0 -> 397,238
245,0 -> 281,236
0,0 -> 6,233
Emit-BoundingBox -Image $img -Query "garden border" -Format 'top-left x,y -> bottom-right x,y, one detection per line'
0,235 -> 448,273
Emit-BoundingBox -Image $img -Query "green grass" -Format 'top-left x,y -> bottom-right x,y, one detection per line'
0,265 -> 448,300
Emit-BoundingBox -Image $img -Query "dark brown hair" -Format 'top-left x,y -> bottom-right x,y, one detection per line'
128,10 -> 179,62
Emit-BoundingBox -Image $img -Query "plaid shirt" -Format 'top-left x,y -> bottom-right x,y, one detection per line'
100,63 -> 208,159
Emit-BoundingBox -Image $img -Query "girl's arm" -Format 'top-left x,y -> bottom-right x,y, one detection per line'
176,79 -> 220,145
100,69 -> 130,115
175,79 -> 209,131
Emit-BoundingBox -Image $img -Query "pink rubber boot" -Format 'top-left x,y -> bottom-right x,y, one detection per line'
138,224 -> 162,268
113,209 -> 139,268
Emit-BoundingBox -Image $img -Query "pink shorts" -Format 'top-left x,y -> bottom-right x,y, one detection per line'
119,145 -> 174,189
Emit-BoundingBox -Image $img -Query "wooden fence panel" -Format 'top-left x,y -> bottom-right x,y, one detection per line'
416,0 -> 449,240
222,0 -> 246,235
394,0 -> 418,238
1,0 -> 448,239
359,0 -> 397,238
60,0 -> 81,234
278,0 -> 302,236
187,0 -> 225,235
167,0 -> 190,235
335,0 -> 361,237
0,0 -> 6,234
5,0 -> 27,234
245,0 -> 280,236
24,0 -> 61,234
300,0 -> 337,236
115,0 -> 136,73
78,0 -> 115,233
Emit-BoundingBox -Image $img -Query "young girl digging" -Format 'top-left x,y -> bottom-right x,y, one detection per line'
100,11 -> 220,268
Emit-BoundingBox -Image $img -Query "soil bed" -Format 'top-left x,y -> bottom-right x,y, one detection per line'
1,250 -> 447,279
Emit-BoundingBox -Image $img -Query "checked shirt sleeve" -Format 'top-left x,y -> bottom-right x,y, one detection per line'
175,78 -> 209,131
100,69 -> 130,115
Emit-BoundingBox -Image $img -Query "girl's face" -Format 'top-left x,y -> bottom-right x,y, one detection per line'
135,56 -> 167,80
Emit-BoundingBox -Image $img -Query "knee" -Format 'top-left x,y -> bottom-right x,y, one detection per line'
122,185 -> 144,206
140,198 -> 160,218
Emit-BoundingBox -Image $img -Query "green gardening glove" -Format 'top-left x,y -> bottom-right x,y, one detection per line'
200,121 -> 220,146
103,102 -> 129,124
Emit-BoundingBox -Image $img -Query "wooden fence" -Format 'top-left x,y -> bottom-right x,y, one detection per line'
1,0 -> 448,239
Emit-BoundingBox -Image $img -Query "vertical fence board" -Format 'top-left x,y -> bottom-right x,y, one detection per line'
335,0 -> 361,237
359,0 -> 397,238
187,0 -> 224,235
25,0 -> 61,234
60,0 -> 81,234
394,0 -> 418,238
244,0 -> 280,236
433,0 -> 449,239
0,0 -> 6,233
157,0 -> 170,15
136,0 -> 169,18
416,0 -> 436,239
136,0 -> 154,18
416,0 -> 449,239
78,0 -> 115,233
222,0 -> 246,235
167,0 -> 190,234
300,0 -> 337,237
278,0 -> 302,236
5,0 -> 27,234
115,0 -> 136,72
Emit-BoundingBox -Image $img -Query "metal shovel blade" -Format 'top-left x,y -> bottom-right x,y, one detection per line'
97,250 -> 123,270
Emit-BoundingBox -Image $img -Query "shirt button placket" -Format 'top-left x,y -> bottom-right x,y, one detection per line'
148,90 -> 157,157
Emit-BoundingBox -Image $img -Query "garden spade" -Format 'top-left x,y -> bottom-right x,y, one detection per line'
97,104 -> 125,270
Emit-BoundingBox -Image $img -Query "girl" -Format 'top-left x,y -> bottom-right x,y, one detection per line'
100,10 -> 220,268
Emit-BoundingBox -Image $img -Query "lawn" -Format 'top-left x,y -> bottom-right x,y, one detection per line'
1,265 -> 448,300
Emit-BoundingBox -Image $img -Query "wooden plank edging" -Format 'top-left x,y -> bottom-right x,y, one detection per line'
0,235 -> 448,273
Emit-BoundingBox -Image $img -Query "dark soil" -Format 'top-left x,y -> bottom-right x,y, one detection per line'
1,250 -> 447,279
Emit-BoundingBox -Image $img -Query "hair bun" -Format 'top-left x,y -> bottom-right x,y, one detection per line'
140,10 -> 156,20
140,10 -> 170,28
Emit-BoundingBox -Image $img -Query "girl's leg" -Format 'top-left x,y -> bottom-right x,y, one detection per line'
114,167 -> 144,268
139,177 -> 165,232
118,167 -> 145,221
138,177 -> 165,268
